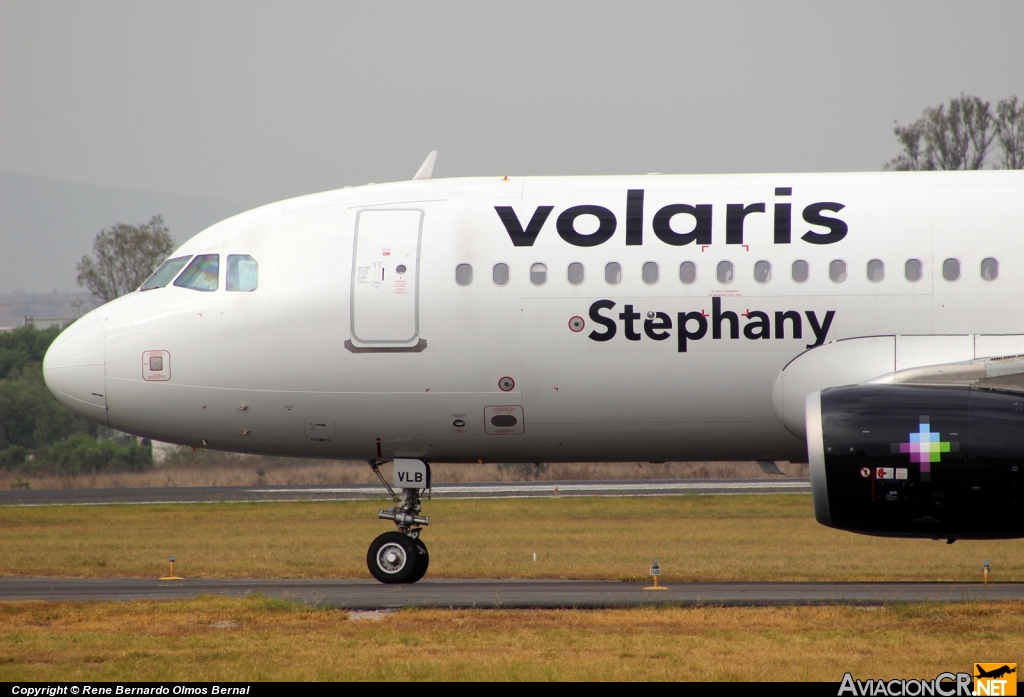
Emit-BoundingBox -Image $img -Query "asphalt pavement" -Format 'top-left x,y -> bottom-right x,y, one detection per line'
0,478 -> 810,506
0,578 -> 1016,607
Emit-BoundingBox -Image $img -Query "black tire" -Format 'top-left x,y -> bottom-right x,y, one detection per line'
367,532 -> 426,584
407,538 -> 429,583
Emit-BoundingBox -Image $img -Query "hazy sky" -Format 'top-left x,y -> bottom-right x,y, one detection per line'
2,1 -> 1022,209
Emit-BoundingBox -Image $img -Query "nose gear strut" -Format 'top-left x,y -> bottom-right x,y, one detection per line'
366,459 -> 431,583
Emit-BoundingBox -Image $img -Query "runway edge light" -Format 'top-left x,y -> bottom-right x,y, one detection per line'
643,560 -> 668,591
160,555 -> 184,581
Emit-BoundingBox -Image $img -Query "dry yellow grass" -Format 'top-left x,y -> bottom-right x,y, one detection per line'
1,495 -> 1021,581
0,458 -> 809,490
0,598 -> 1021,681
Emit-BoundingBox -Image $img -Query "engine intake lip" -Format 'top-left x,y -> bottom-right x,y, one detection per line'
805,390 -> 831,526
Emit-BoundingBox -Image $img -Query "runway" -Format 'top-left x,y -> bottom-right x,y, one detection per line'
0,578 -> 1019,607
0,478 -> 810,506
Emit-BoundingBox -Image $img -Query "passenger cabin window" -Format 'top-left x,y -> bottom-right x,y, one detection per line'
642,261 -> 659,285
753,260 -> 771,284
492,263 -> 510,286
679,261 -> 697,284
905,259 -> 923,282
226,255 -> 259,291
867,259 -> 884,283
530,263 -> 547,285
567,262 -> 585,285
455,263 -> 473,286
173,254 -> 219,291
981,257 -> 999,281
792,260 -> 809,283
829,260 -> 847,283
942,258 -> 960,281
141,256 -> 191,291
716,261 -> 734,284
605,262 -> 622,285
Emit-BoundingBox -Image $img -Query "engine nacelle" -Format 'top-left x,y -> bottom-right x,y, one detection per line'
808,384 -> 1024,539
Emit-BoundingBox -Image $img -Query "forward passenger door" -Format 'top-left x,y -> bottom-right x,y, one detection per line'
348,209 -> 425,351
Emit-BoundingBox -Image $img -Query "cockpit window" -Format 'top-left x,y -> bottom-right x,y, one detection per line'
226,255 -> 259,292
173,254 -> 219,291
140,256 -> 192,291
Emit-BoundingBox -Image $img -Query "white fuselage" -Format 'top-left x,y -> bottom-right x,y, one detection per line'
44,171 -> 1024,465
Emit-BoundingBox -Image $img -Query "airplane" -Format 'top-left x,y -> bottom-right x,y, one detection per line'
976,666 -> 1016,680
43,151 -> 1024,583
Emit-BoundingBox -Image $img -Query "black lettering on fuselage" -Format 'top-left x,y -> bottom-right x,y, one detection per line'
743,311 -> 771,340
494,188 -> 846,247
726,203 -> 766,245
644,312 -> 672,340
774,187 -> 792,244
805,310 -> 836,348
619,304 -> 642,341
712,297 -> 739,340
588,299 -> 617,341
774,310 -> 802,339
557,205 -> 617,247
653,204 -> 712,246
626,190 -> 644,246
801,203 -> 848,244
585,299 -> 834,354
495,206 -> 553,246
677,311 -> 708,353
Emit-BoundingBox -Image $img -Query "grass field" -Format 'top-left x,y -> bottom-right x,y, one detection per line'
0,457 -> 808,490
2,494 -> 1023,581
0,598 -> 1020,681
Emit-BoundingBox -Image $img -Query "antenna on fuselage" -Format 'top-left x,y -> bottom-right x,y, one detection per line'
412,150 -> 438,180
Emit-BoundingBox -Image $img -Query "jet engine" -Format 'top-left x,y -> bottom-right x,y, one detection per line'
807,384 -> 1024,539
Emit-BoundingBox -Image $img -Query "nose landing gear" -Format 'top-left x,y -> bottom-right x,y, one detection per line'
367,459 -> 430,584
367,531 -> 428,584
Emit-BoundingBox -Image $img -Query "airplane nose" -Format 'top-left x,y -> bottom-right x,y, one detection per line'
43,310 -> 109,426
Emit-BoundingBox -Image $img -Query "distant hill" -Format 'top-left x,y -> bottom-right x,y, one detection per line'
0,171 -> 242,294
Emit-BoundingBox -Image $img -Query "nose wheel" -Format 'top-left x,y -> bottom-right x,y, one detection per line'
366,458 -> 431,584
367,531 -> 429,584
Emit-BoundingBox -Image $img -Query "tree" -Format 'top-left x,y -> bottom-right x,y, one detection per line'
995,97 -> 1024,169
0,363 -> 75,449
885,94 -> 995,171
0,324 -> 61,381
885,94 -> 1024,171
0,326 -> 99,453
0,325 -> 148,475
76,215 -> 175,302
